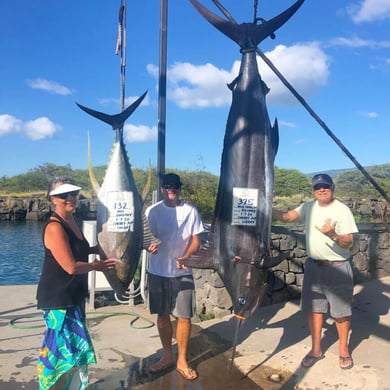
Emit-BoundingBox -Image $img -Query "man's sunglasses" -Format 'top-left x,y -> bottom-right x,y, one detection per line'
313,184 -> 331,191
162,184 -> 181,190
53,190 -> 80,199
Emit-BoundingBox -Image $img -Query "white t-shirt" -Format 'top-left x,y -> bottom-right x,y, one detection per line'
145,200 -> 204,277
295,199 -> 358,261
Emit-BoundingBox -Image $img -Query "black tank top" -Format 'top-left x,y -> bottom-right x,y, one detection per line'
36,213 -> 90,309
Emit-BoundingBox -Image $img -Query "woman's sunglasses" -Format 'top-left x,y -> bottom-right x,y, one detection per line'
53,190 -> 80,199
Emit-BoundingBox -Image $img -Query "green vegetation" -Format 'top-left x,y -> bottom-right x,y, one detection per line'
1,163 -> 389,223
334,164 -> 390,199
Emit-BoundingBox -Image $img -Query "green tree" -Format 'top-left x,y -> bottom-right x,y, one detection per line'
274,167 -> 312,197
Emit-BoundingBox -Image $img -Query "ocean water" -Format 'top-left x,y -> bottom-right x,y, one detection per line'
0,221 -> 45,285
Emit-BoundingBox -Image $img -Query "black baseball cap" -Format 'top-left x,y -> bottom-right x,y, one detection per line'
312,173 -> 334,187
161,173 -> 182,186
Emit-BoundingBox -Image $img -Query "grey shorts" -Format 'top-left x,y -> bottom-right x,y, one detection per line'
301,258 -> 353,318
147,273 -> 196,319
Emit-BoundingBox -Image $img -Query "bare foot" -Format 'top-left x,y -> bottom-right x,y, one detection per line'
149,358 -> 174,373
176,366 -> 198,381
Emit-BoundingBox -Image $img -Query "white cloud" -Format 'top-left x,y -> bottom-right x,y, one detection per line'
98,94 -> 150,108
147,43 -> 329,109
0,114 -> 22,136
167,62 -> 233,108
23,117 -> 61,140
27,78 -> 72,95
0,114 -> 60,140
124,124 -> 157,142
146,64 -> 159,78
347,0 -> 390,23
261,43 -> 329,105
279,120 -> 297,128
329,36 -> 390,48
358,111 -> 379,118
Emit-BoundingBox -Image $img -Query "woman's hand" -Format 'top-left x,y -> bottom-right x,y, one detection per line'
91,258 -> 117,272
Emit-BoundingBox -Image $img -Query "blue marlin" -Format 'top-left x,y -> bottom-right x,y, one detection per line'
76,92 -> 160,296
181,0 -> 304,320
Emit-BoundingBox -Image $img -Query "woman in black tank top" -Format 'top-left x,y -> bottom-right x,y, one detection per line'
36,176 -> 116,390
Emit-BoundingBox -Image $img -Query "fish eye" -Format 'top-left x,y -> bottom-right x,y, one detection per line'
238,297 -> 246,305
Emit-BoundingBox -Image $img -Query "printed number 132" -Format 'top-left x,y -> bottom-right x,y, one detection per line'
114,202 -> 127,210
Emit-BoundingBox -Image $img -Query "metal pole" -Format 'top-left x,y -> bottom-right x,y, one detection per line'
120,0 -> 126,113
157,0 -> 168,199
115,0 -> 126,140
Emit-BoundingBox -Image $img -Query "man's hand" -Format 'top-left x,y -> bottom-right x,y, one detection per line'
147,243 -> 159,254
316,218 -> 338,239
176,256 -> 188,270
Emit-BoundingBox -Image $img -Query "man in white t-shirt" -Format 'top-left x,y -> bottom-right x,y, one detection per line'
145,173 -> 204,381
272,173 -> 358,370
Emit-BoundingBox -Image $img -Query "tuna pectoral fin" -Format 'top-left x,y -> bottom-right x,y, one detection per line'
260,253 -> 288,269
142,213 -> 161,249
179,241 -> 215,270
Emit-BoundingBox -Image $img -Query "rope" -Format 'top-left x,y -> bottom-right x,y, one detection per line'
8,310 -> 155,330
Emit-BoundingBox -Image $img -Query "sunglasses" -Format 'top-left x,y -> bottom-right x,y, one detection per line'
162,184 -> 181,190
313,184 -> 331,191
53,190 -> 80,199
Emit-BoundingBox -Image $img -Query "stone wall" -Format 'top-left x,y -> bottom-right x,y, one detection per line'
1,195 -> 389,320
1,196 -> 388,223
0,196 -> 97,221
193,223 -> 390,319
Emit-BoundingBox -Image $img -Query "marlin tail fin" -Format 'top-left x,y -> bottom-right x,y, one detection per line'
190,0 -> 304,49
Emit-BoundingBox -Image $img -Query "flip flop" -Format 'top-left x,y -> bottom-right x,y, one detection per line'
149,360 -> 174,374
176,367 -> 198,381
339,355 -> 353,370
301,353 -> 325,368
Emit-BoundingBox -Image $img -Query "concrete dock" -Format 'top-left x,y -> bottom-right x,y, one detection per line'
1,277 -> 389,389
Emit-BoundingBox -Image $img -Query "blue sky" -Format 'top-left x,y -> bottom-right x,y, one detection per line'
1,0 -> 389,178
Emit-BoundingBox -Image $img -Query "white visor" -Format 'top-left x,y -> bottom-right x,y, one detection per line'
49,183 -> 81,196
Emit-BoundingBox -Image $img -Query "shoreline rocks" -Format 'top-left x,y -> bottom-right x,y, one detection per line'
0,196 -> 97,222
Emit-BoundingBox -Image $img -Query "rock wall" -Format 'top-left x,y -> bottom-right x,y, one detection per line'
1,195 -> 389,320
0,196 -> 97,221
193,223 -> 390,319
1,196 -> 388,223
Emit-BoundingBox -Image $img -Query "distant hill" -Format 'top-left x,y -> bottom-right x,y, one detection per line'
308,163 -> 390,180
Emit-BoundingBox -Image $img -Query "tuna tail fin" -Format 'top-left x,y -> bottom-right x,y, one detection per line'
87,132 -> 101,196
190,0 -> 304,49
179,240 -> 216,270
259,252 -> 288,269
142,213 -> 161,249
76,90 -> 148,130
